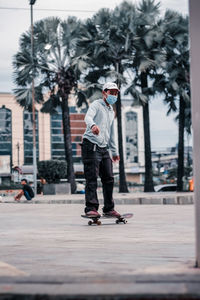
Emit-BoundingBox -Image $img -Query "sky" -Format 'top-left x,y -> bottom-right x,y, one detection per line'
0,0 -> 189,150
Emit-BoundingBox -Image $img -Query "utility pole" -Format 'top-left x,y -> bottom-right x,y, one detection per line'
189,0 -> 200,267
157,153 -> 161,177
29,0 -> 37,196
16,142 -> 20,166
16,142 -> 20,182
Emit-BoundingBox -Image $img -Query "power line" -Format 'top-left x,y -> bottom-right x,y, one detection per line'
0,6 -> 96,13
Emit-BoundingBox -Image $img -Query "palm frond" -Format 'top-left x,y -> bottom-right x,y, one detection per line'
139,58 -> 155,73
13,86 -> 43,111
76,90 -> 88,108
40,93 -> 61,114
13,50 -> 33,85
125,84 -> 148,105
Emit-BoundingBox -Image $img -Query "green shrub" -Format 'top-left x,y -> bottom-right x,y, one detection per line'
37,160 -> 67,184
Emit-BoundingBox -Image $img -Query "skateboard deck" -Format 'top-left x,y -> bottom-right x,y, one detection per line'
81,213 -> 133,226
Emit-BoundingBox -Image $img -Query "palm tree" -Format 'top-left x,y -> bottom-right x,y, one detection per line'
13,17 -> 83,193
76,4 -> 138,192
155,11 -> 190,191
125,0 -> 166,192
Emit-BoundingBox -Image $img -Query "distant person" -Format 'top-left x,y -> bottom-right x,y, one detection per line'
189,177 -> 194,192
38,177 -> 46,194
81,82 -> 120,217
14,179 -> 34,201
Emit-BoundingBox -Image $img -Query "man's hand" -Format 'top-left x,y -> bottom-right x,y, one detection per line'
91,125 -> 100,135
112,155 -> 120,162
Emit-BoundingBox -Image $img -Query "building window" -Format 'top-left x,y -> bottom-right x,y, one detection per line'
23,110 -> 39,165
125,111 -> 138,163
50,106 -> 86,163
70,112 -> 86,163
51,107 -> 65,161
0,106 -> 12,156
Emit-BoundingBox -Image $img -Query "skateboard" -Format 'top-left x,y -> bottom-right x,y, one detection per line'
81,213 -> 133,226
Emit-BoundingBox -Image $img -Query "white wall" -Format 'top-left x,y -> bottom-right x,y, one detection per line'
122,106 -> 144,167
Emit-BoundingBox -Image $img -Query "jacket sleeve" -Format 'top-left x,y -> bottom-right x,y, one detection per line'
84,102 -> 97,128
108,119 -> 119,156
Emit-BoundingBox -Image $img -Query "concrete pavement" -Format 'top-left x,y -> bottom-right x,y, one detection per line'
0,201 -> 200,299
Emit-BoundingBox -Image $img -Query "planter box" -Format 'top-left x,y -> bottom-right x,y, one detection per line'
43,183 -> 71,195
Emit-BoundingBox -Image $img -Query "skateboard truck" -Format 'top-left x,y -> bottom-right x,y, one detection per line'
115,216 -> 128,224
87,217 -> 101,226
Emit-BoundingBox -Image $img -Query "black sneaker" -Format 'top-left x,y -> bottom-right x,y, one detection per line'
103,210 -> 121,217
86,210 -> 101,217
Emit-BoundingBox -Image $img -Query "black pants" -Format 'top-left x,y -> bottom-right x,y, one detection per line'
81,138 -> 114,213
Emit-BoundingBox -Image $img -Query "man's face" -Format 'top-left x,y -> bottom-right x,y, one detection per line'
21,180 -> 26,185
103,89 -> 119,99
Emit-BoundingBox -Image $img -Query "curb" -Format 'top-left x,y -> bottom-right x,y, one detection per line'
1,193 -> 194,205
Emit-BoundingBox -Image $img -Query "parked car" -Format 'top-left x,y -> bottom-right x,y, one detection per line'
154,184 -> 177,192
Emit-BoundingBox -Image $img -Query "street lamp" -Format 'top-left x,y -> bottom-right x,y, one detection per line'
29,0 -> 37,196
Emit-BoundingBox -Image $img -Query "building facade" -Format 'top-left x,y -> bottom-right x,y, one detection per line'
0,92 -> 145,183
121,106 -> 145,183
0,93 -> 85,168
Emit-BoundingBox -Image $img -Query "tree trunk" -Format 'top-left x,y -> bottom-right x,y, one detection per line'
115,61 -> 129,193
177,96 -> 185,191
141,72 -> 154,192
116,93 -> 129,193
61,95 -> 77,194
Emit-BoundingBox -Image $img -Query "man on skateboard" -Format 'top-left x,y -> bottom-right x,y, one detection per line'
81,82 -> 120,218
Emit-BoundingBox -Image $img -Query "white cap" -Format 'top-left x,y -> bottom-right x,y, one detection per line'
102,82 -> 119,91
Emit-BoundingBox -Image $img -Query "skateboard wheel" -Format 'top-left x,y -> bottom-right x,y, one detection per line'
97,220 -> 101,225
123,220 -> 127,224
88,221 -> 93,226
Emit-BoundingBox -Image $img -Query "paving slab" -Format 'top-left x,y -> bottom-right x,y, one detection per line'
0,203 -> 200,299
